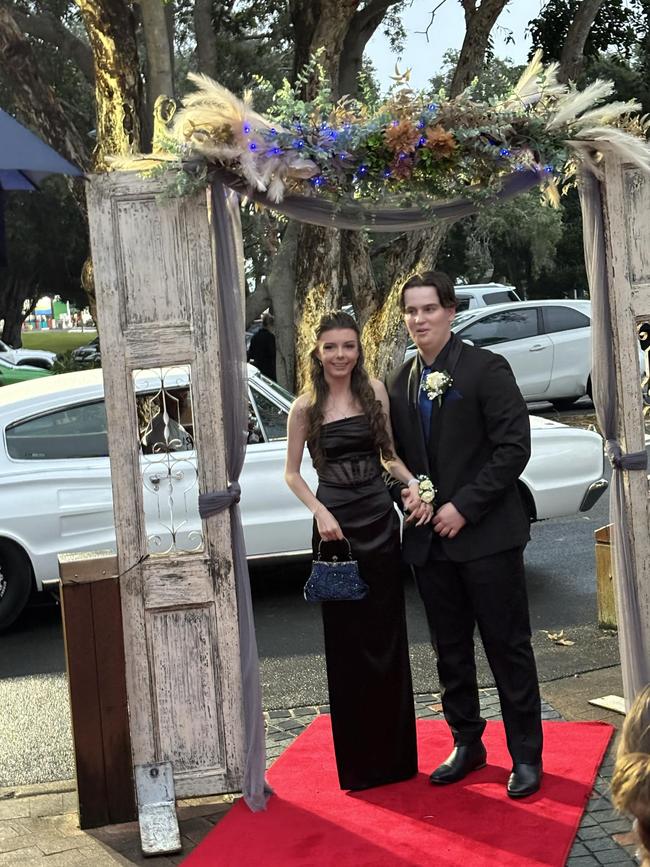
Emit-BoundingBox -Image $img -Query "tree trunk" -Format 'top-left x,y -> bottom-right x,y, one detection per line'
194,0 -> 218,77
73,0 -> 143,166
0,275 -> 37,348
138,0 -> 175,126
0,6 -> 89,173
558,0 -> 608,83
450,0 -> 511,98
265,222 -> 300,390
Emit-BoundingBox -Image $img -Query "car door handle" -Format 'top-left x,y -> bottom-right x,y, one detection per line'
529,344 -> 547,351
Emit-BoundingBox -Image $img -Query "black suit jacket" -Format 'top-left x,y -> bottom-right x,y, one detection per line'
386,333 -> 531,566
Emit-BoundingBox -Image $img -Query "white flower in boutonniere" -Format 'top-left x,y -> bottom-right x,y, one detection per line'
422,370 -> 453,407
416,474 -> 436,504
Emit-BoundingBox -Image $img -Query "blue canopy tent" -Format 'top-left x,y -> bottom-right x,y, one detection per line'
0,108 -> 83,265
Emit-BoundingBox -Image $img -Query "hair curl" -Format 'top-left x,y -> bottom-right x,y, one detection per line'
302,310 -> 394,471
611,685 -> 650,863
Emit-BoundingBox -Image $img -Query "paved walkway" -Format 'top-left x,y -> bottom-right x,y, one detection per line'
0,667 -> 639,866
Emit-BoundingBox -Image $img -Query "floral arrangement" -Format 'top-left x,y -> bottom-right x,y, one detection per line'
414,475 -> 436,505
167,49 -> 650,207
421,370 -> 453,406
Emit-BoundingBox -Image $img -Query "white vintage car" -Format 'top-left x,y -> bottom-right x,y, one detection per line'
0,365 -> 607,629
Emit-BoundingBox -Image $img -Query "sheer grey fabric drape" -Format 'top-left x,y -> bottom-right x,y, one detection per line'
198,182 -> 273,812
579,170 -> 650,706
210,166 -> 543,230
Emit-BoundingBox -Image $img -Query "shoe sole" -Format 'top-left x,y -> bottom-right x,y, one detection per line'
507,784 -> 541,799
429,761 -> 487,785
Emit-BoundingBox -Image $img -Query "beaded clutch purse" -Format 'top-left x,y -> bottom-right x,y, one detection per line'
303,538 -> 368,603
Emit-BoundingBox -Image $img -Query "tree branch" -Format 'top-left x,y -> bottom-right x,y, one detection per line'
9,7 -> 95,84
559,0 -> 608,83
0,5 -> 90,174
449,0 -> 510,98
339,0 -> 402,97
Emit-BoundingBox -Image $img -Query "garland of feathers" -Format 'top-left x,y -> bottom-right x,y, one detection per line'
143,50 -> 650,207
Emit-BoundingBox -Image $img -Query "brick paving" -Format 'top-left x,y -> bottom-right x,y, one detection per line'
0,688 -> 639,865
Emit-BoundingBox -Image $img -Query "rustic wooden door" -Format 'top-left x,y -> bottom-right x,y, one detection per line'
598,154 -> 650,682
85,172 -> 244,798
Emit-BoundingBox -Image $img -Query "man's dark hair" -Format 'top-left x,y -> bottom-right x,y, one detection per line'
262,312 -> 274,328
400,271 -> 457,311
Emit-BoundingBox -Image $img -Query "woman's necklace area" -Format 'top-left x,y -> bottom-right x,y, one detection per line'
326,397 -> 357,422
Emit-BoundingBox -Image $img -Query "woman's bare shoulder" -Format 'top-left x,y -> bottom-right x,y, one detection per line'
370,378 -> 389,399
290,394 -> 310,416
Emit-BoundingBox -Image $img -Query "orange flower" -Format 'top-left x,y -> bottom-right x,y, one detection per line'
424,125 -> 457,158
384,119 -> 420,154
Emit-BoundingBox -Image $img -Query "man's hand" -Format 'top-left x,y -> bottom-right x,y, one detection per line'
432,502 -> 466,538
401,487 -> 433,527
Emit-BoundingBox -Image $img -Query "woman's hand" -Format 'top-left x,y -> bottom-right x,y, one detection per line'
401,485 -> 434,527
314,506 -> 344,541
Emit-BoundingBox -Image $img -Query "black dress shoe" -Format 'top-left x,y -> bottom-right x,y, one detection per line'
507,762 -> 542,798
429,742 -> 487,785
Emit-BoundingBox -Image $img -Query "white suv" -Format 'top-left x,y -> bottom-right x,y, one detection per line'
454,283 -> 521,311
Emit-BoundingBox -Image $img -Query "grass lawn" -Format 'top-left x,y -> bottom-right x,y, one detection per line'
21,331 -> 97,353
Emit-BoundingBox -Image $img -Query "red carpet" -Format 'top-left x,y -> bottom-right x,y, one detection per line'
184,716 -> 613,867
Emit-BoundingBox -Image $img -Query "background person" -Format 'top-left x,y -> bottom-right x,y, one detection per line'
247,312 -> 277,381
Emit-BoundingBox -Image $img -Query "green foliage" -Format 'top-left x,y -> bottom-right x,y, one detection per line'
51,348 -> 101,374
528,0 -> 642,64
438,191 -> 565,293
1,177 -> 88,308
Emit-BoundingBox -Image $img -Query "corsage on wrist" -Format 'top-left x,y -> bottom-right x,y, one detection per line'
416,474 -> 436,504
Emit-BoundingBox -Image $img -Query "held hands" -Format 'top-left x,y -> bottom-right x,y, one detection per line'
314,505 -> 344,541
401,485 -> 433,527
432,502 -> 466,539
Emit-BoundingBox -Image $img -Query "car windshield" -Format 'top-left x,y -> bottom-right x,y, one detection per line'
452,311 -> 480,328
255,372 -> 295,405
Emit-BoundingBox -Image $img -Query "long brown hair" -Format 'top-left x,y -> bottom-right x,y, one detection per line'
302,310 -> 394,470
611,685 -> 650,862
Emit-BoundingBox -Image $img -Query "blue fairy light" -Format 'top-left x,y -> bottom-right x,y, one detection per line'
417,120 -> 425,129
428,103 -> 439,112
294,139 -> 305,149
544,164 -> 554,173
311,175 -> 325,187
269,147 -> 283,156
500,148 -> 511,157
383,167 -> 392,178
391,120 -> 399,127
243,122 -> 251,135
270,128 -> 277,135
356,165 -> 368,177
249,142 -> 257,151
419,137 -> 426,147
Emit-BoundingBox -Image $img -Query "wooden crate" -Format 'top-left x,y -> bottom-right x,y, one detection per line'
594,524 -> 617,630
59,551 -> 137,829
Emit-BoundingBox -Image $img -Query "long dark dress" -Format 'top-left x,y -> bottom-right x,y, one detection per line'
311,415 -> 418,790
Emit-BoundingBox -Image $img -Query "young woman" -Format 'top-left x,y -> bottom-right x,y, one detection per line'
285,310 -> 431,791
612,685 -> 650,865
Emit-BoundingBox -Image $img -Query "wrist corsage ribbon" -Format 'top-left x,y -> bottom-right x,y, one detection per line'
421,370 -> 453,407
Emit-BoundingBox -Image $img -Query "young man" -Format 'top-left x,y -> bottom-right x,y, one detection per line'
386,271 -> 543,798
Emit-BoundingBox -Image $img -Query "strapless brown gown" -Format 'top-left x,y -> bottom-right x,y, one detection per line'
311,415 -> 417,790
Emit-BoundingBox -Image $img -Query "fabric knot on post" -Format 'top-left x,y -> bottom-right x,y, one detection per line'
605,439 -> 648,471
198,482 -> 242,519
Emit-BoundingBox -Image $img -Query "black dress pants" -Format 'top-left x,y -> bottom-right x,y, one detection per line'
415,546 -> 543,764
